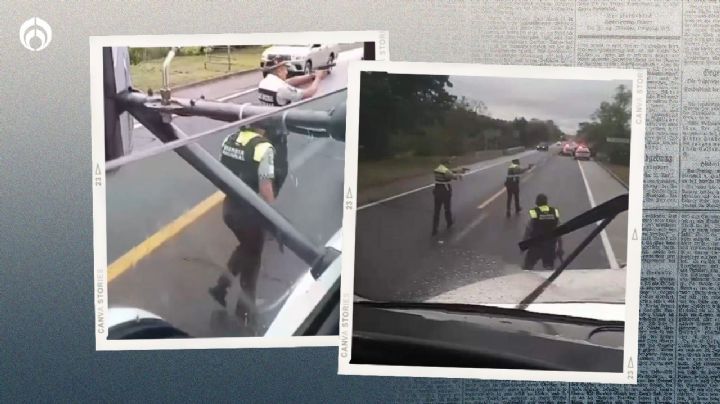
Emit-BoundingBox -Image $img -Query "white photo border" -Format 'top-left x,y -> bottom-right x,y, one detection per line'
338,61 -> 646,384
91,31 -> 389,351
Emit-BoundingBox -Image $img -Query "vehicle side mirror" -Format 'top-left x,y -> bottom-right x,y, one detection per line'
312,44 -> 321,48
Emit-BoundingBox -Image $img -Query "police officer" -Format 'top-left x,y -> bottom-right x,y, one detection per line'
505,158 -> 533,217
258,56 -> 328,107
432,158 -> 463,236
257,57 -> 328,192
209,120 -> 276,331
522,193 -> 564,270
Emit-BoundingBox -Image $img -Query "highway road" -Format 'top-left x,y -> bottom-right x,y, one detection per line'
353,146 -> 629,303
105,46 -> 361,338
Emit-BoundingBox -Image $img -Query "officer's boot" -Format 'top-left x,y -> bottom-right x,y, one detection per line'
208,274 -> 232,307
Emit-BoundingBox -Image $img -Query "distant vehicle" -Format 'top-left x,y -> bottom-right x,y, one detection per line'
536,142 -> 549,151
574,145 -> 591,160
261,44 -> 340,76
560,142 -> 577,156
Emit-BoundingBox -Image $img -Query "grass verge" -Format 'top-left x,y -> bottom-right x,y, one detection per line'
130,46 -> 266,92
599,162 -> 630,186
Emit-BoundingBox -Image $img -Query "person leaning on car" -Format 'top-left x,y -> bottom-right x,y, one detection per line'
256,57 -> 328,192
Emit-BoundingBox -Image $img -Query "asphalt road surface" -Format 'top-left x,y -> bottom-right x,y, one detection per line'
354,146 -> 629,303
105,47 -> 360,338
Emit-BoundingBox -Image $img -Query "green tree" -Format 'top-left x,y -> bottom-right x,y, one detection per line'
358,72 -> 456,160
576,84 -> 632,164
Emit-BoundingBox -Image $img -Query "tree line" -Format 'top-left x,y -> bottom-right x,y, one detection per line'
358,72 -> 565,161
575,84 -> 632,165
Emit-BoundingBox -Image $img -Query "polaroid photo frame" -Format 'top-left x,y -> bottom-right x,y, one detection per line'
91,31 -> 389,350
339,61 -> 646,384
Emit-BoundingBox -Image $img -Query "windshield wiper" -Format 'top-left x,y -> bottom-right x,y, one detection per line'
515,194 -> 628,310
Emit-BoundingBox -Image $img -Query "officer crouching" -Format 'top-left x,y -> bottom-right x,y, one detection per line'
522,193 -> 564,270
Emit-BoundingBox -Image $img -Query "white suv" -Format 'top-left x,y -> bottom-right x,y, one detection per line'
261,44 -> 340,76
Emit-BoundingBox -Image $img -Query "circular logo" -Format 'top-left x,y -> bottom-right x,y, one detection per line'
19,17 -> 52,52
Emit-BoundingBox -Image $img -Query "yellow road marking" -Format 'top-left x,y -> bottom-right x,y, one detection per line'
107,191 -> 225,283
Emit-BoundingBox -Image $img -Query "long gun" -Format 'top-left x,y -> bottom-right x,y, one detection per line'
313,62 -> 336,71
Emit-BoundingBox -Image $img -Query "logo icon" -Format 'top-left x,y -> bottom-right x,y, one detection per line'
19,17 -> 52,51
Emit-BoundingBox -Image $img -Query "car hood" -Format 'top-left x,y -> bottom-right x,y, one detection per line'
422,268 -> 626,322
263,46 -> 311,57
107,307 -> 164,328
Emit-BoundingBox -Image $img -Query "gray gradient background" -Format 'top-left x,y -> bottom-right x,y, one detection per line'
0,1 -> 673,402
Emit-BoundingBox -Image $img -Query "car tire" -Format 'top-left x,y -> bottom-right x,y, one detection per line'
304,61 -> 312,75
326,53 -> 335,74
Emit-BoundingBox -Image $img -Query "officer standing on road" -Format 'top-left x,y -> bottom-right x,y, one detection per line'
257,57 -> 328,192
522,193 -> 564,270
209,120 -> 276,333
505,158 -> 533,217
432,158 -> 464,236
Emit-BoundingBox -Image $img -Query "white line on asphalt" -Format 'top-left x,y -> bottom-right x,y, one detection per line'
358,151 -> 537,211
449,212 -> 487,244
476,165 -> 537,210
450,166 -> 539,244
577,160 -> 620,270
132,87 -> 259,129
477,188 -> 506,210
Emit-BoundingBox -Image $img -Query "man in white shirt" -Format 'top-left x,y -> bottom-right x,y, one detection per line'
257,56 -> 328,106
256,57 -> 328,194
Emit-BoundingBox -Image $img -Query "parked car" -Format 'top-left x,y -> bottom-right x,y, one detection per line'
574,145 -> 591,160
261,44 -> 340,76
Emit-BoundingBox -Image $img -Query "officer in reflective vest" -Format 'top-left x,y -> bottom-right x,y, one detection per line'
209,121 -> 276,331
522,193 -> 564,270
505,158 -> 533,217
257,57 -> 328,193
258,56 -> 327,107
432,158 -> 463,236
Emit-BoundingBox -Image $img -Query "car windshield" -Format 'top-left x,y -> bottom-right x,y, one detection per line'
106,90 -> 347,338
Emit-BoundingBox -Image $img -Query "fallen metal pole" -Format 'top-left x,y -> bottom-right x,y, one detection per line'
117,91 -> 346,141
127,102 -> 326,268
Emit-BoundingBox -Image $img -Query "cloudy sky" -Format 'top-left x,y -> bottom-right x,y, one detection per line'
446,76 -> 632,135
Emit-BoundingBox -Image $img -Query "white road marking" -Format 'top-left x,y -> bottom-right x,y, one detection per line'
577,160 -> 620,270
477,187 -> 506,210
358,151 -> 537,211
451,166 -> 538,244
449,212 -> 487,244
476,165 -> 537,210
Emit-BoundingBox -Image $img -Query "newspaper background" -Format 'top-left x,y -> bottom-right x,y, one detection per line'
1,0 -> 718,402
373,0 -> 718,402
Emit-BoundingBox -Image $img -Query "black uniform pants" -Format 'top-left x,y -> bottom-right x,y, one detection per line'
523,245 -> 555,270
219,198 -> 265,305
432,184 -> 453,233
506,184 -> 521,212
